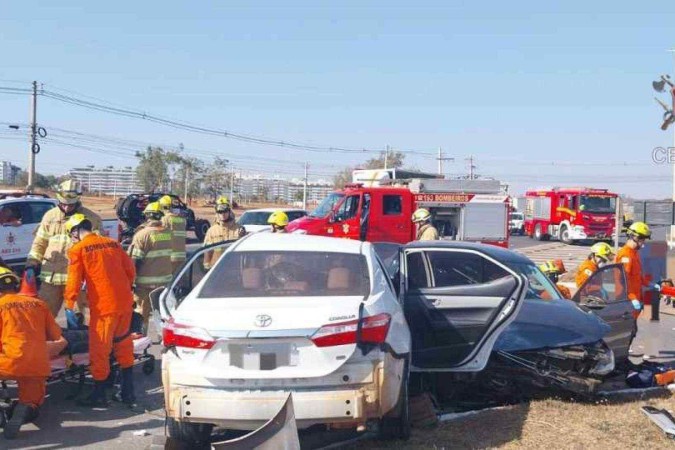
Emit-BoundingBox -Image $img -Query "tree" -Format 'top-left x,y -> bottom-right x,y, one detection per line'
332,166 -> 353,189
332,151 -> 406,188
173,156 -> 205,201
14,171 -> 59,189
135,146 -> 177,192
201,156 -> 231,201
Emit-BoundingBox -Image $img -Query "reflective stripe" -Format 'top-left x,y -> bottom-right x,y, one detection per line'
136,275 -> 172,286
173,231 -> 187,237
28,251 -> 43,261
48,235 -> 70,243
146,249 -> 173,259
131,248 -> 145,259
150,232 -> 172,243
171,217 -> 186,224
170,252 -> 187,261
38,272 -> 68,285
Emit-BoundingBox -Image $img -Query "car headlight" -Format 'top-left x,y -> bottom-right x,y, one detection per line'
589,341 -> 615,376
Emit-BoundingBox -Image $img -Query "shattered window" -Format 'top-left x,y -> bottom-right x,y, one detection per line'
513,263 -> 562,301
577,264 -> 627,305
427,251 -> 510,287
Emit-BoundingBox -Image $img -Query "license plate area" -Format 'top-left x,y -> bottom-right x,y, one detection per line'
229,342 -> 300,370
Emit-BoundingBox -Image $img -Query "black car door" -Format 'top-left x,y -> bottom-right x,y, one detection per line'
572,263 -> 633,361
402,247 -> 527,372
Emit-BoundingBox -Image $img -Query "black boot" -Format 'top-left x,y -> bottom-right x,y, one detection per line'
3,403 -> 34,440
113,367 -> 138,409
77,381 -> 109,407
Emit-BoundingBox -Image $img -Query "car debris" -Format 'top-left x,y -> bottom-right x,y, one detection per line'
642,406 -> 675,439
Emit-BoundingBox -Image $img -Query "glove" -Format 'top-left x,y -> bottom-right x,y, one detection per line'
25,259 -> 41,277
631,299 -> 643,311
65,309 -> 79,330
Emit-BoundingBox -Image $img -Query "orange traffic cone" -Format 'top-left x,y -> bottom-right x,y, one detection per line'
19,268 -> 38,297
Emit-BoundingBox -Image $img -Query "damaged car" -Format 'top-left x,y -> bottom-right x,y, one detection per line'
151,234 -> 530,446
374,241 -> 635,403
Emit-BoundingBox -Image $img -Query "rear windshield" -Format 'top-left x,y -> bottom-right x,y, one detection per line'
199,251 -> 371,298
510,213 -> 523,220
238,211 -> 272,225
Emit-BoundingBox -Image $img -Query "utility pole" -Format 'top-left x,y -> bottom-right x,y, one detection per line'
384,145 -> 389,170
436,147 -> 454,177
466,155 -> 476,180
184,164 -> 190,203
230,166 -> 235,204
27,81 -> 37,189
303,162 -> 308,210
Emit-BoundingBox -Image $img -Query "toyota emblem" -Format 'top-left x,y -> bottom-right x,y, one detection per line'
254,314 -> 272,328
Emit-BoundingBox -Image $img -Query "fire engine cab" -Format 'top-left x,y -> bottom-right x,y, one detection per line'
523,187 -> 617,244
286,169 -> 510,247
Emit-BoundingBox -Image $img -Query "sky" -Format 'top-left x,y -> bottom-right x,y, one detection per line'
1,1 -> 675,197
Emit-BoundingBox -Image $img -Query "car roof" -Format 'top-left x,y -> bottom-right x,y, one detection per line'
235,232 -> 365,254
241,208 -> 306,213
403,240 -> 533,265
0,197 -> 57,205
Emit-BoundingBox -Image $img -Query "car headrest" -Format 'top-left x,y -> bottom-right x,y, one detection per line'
327,267 -> 350,290
242,268 -> 263,289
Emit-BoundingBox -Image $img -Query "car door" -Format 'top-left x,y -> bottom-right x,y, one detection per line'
401,246 -> 527,372
330,194 -> 362,240
571,263 -> 633,361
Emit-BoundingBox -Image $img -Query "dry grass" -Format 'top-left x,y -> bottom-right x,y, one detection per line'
355,395 -> 675,449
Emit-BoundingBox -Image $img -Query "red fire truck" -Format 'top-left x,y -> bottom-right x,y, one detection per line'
523,187 -> 617,244
287,171 -> 510,247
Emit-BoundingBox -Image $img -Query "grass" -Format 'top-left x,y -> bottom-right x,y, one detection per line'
355,395 -> 675,449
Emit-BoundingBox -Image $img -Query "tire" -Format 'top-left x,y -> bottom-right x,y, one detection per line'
194,220 -> 210,243
167,418 -> 213,448
560,225 -> 574,245
534,224 -> 547,241
378,359 -> 411,441
142,356 -> 155,375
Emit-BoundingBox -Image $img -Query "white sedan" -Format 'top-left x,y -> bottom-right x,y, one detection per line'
152,233 -> 527,446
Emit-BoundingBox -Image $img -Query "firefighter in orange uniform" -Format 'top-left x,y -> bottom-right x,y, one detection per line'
575,242 -> 615,288
615,222 -> 652,319
0,267 -> 66,439
64,214 -> 137,408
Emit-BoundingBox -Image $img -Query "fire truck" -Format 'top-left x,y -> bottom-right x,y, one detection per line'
286,170 -> 510,247
523,187 -> 617,244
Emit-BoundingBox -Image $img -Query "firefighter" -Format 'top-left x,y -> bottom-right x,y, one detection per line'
128,202 -> 172,334
412,208 -> 439,241
159,195 -> 187,274
268,210 -> 289,233
575,242 -> 614,288
616,221 -> 652,319
26,179 -> 102,317
539,259 -> 572,299
64,214 -> 137,408
203,197 -> 245,269
0,267 -> 66,439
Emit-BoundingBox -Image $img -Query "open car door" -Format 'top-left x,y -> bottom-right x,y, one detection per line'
401,246 -> 527,372
149,241 -> 235,339
572,263 -> 633,362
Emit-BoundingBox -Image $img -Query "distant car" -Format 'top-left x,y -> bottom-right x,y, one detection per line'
151,234 -> 530,445
237,208 -> 307,233
509,212 -> 525,235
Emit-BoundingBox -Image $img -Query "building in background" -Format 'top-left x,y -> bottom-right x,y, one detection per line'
235,175 -> 332,205
0,161 -> 21,185
68,165 -> 142,196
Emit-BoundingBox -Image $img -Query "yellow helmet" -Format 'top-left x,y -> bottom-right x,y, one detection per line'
627,221 -> 651,239
143,202 -> 163,218
268,210 -> 289,227
412,208 -> 432,223
65,213 -> 88,234
539,261 -> 556,274
159,195 -> 173,209
0,266 -> 20,290
56,179 -> 82,205
590,242 -> 614,262
215,196 -> 231,213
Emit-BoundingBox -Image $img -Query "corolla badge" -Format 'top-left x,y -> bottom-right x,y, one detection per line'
254,314 -> 272,328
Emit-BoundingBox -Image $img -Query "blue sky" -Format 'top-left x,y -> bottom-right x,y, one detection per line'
1,1 -> 674,197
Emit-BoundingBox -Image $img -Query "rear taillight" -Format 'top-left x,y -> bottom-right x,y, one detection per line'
311,313 -> 391,347
163,318 -> 215,349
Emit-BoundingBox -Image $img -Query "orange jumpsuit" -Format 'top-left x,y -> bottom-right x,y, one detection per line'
64,234 -> 136,381
557,284 -> 572,299
616,245 -> 650,318
0,293 -> 62,407
575,259 -> 598,288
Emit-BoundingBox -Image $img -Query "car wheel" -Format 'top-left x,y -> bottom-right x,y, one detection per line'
560,225 -> 574,245
194,220 -> 210,243
378,359 -> 411,441
534,224 -> 547,241
167,418 -> 213,448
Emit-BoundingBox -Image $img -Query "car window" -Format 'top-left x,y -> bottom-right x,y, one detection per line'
27,202 -> 55,224
407,252 -> 430,289
576,264 -> 626,305
383,195 -> 402,216
0,203 -> 24,226
335,195 -> 360,221
512,262 -> 562,301
426,251 -> 510,287
199,251 -> 370,298
238,211 -> 272,225
287,211 -> 306,221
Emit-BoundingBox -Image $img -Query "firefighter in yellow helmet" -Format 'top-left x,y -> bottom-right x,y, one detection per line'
203,197 -> 245,269
26,179 -> 102,317
159,195 -> 187,274
412,208 -> 439,241
576,242 -> 614,288
127,202 -> 172,334
539,259 -> 572,299
268,210 -> 289,233
616,221 -> 652,319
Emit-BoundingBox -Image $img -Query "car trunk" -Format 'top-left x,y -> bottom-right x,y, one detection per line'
172,296 -> 366,380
